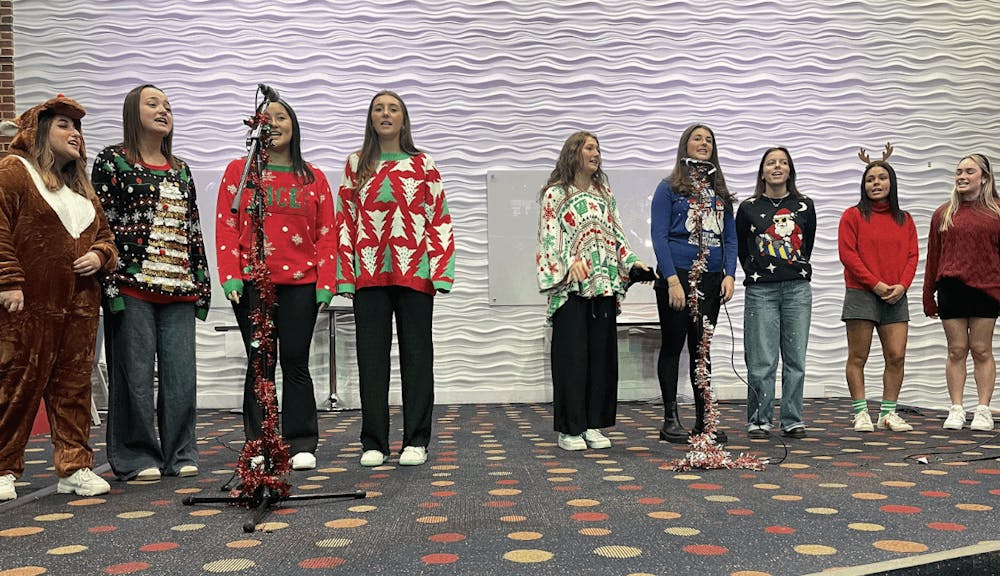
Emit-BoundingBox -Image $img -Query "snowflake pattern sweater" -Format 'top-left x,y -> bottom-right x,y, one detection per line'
922,202 -> 1000,316
92,145 -> 211,319
838,202 -> 918,292
215,160 -> 337,304
335,152 -> 455,296
536,183 -> 638,319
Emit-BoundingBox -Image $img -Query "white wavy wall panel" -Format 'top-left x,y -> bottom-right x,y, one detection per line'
14,1 -> 1000,412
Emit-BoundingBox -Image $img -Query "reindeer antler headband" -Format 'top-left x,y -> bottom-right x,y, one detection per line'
858,142 -> 893,164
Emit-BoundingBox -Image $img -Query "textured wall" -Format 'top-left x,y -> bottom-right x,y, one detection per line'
12,1 -> 1000,412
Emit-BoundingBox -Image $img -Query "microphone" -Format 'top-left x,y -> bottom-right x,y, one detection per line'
258,84 -> 280,103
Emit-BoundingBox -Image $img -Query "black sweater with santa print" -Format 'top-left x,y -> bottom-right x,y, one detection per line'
735,194 -> 816,285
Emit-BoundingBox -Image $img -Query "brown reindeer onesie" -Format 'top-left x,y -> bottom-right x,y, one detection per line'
0,96 -> 117,480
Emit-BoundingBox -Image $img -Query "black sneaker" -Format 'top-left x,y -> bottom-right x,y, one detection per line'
782,427 -> 807,439
748,427 -> 770,439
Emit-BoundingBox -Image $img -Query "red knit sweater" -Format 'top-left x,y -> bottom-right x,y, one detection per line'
838,202 -> 918,291
215,160 -> 337,303
923,201 -> 1000,316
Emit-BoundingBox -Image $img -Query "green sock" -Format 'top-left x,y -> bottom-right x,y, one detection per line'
880,400 -> 896,417
852,399 -> 868,414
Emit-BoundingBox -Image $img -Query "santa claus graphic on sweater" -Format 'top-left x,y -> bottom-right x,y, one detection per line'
757,207 -> 803,262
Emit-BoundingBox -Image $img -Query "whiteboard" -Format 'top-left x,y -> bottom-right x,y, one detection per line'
486,169 -> 665,306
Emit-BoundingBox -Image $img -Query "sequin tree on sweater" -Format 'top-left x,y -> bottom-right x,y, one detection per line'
92,145 -> 211,318
335,152 -> 455,295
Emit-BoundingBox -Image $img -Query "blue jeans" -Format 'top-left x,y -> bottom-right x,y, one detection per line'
105,295 -> 197,479
744,281 -> 811,430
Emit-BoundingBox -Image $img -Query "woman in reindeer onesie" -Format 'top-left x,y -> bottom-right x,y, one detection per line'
0,95 -> 117,501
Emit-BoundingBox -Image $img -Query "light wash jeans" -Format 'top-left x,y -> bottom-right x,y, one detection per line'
105,295 -> 197,479
744,280 -> 811,430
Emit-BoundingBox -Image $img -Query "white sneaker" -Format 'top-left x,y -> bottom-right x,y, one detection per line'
943,405 -> 966,430
360,450 -> 386,467
135,467 -> 161,481
582,429 -> 611,449
853,411 -> 874,432
970,405 -> 995,431
557,433 -> 586,451
291,452 -> 317,471
877,411 -> 913,432
57,468 -> 110,496
178,465 -> 198,477
0,474 -> 16,501
399,446 -> 427,466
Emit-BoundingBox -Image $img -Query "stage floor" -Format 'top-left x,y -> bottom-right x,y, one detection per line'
1,399 -> 998,575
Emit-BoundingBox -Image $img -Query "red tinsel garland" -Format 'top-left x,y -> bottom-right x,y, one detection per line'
668,166 -> 767,472
231,112 -> 292,500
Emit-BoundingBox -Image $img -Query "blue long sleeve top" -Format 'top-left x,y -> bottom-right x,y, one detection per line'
650,179 -> 737,278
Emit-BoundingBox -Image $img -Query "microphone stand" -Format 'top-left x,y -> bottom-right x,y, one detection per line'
183,87 -> 364,532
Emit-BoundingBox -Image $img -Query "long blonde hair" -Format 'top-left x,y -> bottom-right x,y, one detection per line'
939,153 -> 1000,231
28,113 -> 95,196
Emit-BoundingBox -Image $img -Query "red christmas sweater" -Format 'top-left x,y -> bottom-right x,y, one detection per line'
923,201 -> 1000,316
335,152 -> 455,296
838,202 -> 918,291
215,160 -> 337,304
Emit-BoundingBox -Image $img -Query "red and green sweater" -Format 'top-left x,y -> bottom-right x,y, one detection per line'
215,160 -> 337,304
335,152 -> 455,296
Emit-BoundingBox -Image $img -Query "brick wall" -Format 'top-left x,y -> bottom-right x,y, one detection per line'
0,1 -> 13,153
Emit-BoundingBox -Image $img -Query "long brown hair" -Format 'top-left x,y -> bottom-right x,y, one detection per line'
29,112 -> 95,196
539,131 -> 609,199
939,153 -> 1000,231
354,90 -> 420,187
752,146 -> 804,200
667,124 -> 733,210
122,83 -> 179,169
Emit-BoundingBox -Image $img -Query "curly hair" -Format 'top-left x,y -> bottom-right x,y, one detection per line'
539,131 -> 608,199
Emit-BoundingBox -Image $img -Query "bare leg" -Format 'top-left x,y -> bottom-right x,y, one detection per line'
845,320 -> 875,401
968,317 -> 997,405
941,319 -> 971,405
876,322 -> 908,402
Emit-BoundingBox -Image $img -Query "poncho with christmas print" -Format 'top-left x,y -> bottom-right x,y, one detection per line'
536,183 -> 638,320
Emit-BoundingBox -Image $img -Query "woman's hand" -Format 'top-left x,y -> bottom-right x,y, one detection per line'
632,261 -> 658,283
872,281 -> 891,299
667,275 -> 685,311
72,251 -> 102,277
882,284 -> 906,305
567,257 -> 591,283
0,289 -> 23,312
227,290 -> 240,304
721,275 -> 735,303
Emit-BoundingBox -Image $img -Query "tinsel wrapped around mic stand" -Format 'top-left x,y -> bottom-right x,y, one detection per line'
182,87 -> 364,531
667,163 -> 766,472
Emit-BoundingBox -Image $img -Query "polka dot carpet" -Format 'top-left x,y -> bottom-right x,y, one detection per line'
0,400 -> 997,575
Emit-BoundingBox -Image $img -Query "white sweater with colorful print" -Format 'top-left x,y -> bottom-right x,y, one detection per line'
536,182 -> 638,319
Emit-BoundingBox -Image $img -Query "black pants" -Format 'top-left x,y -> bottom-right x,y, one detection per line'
655,269 -> 722,404
232,283 -> 319,455
550,294 -> 618,435
354,286 -> 435,454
